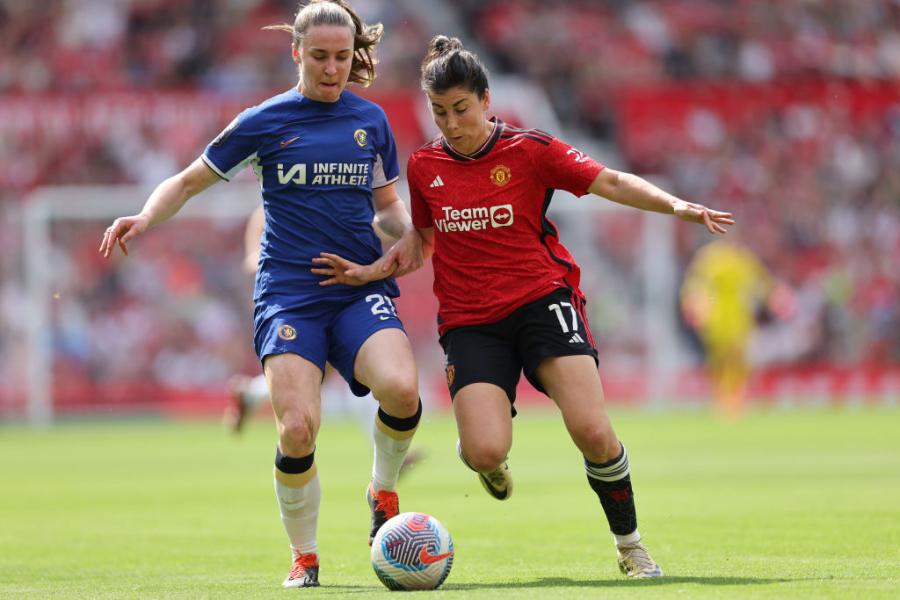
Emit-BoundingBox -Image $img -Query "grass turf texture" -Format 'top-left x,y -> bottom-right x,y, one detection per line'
1,407 -> 898,599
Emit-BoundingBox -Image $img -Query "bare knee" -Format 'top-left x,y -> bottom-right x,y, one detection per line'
461,440 -> 508,472
278,408 -> 318,455
572,424 -> 620,462
371,370 -> 419,417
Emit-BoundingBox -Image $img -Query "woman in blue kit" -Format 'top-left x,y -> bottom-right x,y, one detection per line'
99,0 -> 422,588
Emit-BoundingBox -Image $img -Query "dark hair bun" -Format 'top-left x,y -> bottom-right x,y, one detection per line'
420,34 -> 489,97
428,35 -> 463,59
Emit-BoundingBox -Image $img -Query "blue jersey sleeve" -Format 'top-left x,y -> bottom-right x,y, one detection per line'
372,111 -> 400,189
201,109 -> 262,181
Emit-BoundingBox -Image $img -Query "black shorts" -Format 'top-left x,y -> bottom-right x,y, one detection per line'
439,288 -> 599,411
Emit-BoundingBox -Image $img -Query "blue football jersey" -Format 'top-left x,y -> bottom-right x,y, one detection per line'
202,88 -> 401,317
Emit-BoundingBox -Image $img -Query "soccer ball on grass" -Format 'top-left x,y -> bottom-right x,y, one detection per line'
370,512 -> 454,590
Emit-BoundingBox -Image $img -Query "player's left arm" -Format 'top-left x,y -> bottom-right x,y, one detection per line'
372,183 -> 424,277
589,168 -> 734,234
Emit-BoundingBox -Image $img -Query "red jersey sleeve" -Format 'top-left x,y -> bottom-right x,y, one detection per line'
408,153 -> 432,229
533,137 -> 605,196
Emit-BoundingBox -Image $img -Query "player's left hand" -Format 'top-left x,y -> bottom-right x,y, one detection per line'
381,228 -> 424,277
312,253 -> 392,286
673,200 -> 734,234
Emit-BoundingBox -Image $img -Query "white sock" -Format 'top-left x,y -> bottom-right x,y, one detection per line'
614,529 -> 641,546
274,472 -> 320,556
371,421 -> 414,492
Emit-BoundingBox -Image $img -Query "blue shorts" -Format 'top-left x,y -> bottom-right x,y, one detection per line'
254,292 -> 405,397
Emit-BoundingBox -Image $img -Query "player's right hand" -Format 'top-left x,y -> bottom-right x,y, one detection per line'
312,252 -> 393,286
98,214 -> 150,258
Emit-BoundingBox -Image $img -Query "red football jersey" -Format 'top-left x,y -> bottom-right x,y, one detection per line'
409,118 -> 605,335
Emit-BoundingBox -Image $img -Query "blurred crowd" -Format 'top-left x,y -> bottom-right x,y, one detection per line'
459,0 -> 900,134
2,0 -> 899,411
0,0 -> 427,94
49,220 -> 252,396
0,0 -> 429,196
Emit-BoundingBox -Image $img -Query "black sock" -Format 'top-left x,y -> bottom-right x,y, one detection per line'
584,443 -> 637,536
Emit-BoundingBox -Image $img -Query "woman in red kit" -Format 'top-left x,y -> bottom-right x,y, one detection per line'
313,35 -> 733,579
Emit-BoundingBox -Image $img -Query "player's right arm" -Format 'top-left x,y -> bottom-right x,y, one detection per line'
99,158 -> 220,258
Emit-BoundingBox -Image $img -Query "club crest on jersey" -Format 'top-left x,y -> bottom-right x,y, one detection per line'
354,129 -> 368,147
446,364 -> 455,387
490,165 -> 511,186
278,324 -> 297,341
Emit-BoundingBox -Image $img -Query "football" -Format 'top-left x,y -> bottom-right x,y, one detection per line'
370,512 -> 454,590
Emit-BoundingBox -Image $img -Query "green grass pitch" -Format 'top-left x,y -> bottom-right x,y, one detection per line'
2,407 -> 898,599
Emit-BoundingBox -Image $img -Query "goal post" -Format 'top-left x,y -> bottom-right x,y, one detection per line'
22,183 -> 260,426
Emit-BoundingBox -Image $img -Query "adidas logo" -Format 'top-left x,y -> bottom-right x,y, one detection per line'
429,175 -> 445,188
568,333 -> 585,344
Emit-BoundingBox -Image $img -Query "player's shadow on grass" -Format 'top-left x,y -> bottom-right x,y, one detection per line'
443,575 -> 792,590
315,575 -> 796,593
